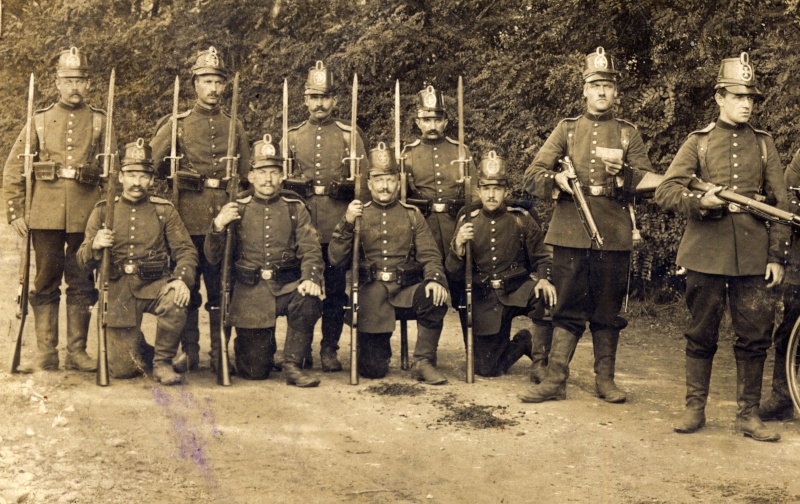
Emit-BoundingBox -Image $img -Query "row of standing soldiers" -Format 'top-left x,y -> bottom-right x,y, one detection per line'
3,46 -> 797,443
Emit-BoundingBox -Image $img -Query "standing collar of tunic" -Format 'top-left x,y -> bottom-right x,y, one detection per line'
252,193 -> 282,205
192,103 -> 222,116
481,205 -> 508,219
420,136 -> 446,146
715,118 -> 749,131
583,110 -> 615,122
308,115 -> 335,126
120,195 -> 148,206
370,198 -> 399,210
57,101 -> 87,112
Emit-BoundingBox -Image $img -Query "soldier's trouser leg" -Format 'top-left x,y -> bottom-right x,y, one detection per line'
358,332 -> 392,379
530,323 -> 553,384
150,291 -> 188,367
473,334 -> 508,377
31,303 -> 60,370
319,245 -> 347,369
64,304 -> 96,372
410,283 -> 448,363
178,235 -> 212,369
235,328 -> 276,380
761,284 -> 800,421
107,327 -> 145,379
283,291 -> 322,364
63,232 -> 98,372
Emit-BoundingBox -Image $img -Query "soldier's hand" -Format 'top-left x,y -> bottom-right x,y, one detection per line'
10,217 -> 28,238
700,186 -> 725,209
765,262 -> 784,289
454,223 -> 474,255
161,279 -> 191,307
213,202 -> 240,232
554,170 -> 574,194
297,279 -> 322,298
92,229 -> 114,250
534,279 -> 557,307
425,281 -> 449,307
601,157 -> 623,176
345,200 -> 363,224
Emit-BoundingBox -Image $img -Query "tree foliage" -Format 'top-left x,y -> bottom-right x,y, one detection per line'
2,0 -> 800,300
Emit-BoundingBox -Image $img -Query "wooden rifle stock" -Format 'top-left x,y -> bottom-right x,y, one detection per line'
559,156 -> 604,248
347,74 -> 361,385
394,79 -> 410,371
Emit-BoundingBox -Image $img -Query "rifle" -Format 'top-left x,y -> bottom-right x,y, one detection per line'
96,69 -> 117,386
8,73 -> 36,374
282,78 -> 290,180
164,76 -> 183,206
345,74 -> 362,385
558,156 -> 604,248
217,72 -> 240,387
395,79 -> 410,371
452,76 -> 474,384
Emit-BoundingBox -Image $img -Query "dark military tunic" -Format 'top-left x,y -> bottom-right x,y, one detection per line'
283,116 -> 369,243
328,199 -> 447,333
150,104 -> 250,236
446,205 -> 551,335
77,196 -> 198,327
403,137 -> 477,254
204,194 -> 324,328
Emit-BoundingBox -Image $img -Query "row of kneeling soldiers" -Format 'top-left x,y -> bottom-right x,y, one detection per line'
4,45 -> 799,443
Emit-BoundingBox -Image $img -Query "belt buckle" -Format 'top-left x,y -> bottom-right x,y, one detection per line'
379,271 -> 393,282
206,178 -> 220,189
260,269 -> 274,281
727,203 -> 741,213
588,186 -> 604,196
490,279 -> 503,290
123,264 -> 136,275
432,203 -> 447,213
60,167 -> 77,179
314,185 -> 326,195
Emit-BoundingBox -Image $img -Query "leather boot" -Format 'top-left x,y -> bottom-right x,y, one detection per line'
592,329 -> 626,403
412,324 -> 447,384
64,304 -> 96,372
734,360 -> 780,442
320,345 -> 343,372
173,309 -> 200,373
519,327 -> 578,403
208,308 -> 234,375
674,356 -> 712,433
152,326 -> 183,386
32,304 -> 60,370
283,363 -> 320,387
529,324 -> 553,384
759,353 -> 794,421
497,329 -> 533,375
411,359 -> 448,385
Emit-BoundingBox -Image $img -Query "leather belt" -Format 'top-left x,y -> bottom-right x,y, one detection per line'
586,185 -> 613,197
377,271 -> 397,282
123,263 -> 137,275
314,185 -> 329,196
204,177 -> 224,189
431,202 -> 449,213
260,269 -> 274,280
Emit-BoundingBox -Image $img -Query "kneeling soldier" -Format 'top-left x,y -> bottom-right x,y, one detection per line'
77,140 -> 198,385
447,152 -> 556,377
205,136 -> 323,386
328,143 -> 449,384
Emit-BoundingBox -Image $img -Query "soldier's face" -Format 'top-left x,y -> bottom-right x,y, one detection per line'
715,91 -> 754,125
194,75 -> 227,109
118,170 -> 153,201
55,77 -> 90,106
479,184 -> 507,212
248,167 -> 283,199
415,117 -> 448,140
583,80 -> 617,114
304,94 -> 337,120
368,173 -> 399,203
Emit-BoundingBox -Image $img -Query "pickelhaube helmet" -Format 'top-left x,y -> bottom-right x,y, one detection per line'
56,47 -> 90,78
478,151 -> 507,186
304,61 -> 335,95
715,52 -> 761,95
368,142 -> 399,176
251,134 -> 284,170
582,47 -> 619,83
120,138 -> 154,172
191,46 -> 227,78
416,85 -> 447,118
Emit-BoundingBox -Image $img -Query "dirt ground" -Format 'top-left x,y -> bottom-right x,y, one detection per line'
1,224 -> 799,504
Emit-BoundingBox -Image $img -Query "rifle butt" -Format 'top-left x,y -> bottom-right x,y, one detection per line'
350,290 -> 359,385
8,316 -> 24,374
217,306 -> 231,386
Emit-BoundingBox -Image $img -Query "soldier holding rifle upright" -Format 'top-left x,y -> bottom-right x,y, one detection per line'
656,53 -> 789,442
3,47 -> 116,372
150,46 -> 250,374
520,47 -> 653,404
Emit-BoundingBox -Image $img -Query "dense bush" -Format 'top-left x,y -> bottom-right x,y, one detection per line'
2,0 -> 799,301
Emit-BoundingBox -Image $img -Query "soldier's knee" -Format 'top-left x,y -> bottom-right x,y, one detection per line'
358,358 -> 389,379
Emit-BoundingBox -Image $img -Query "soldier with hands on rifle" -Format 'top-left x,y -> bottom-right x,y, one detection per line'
328,143 -> 449,384
3,47 -> 116,372
447,152 -> 556,377
150,46 -> 250,374
281,61 -> 369,372
77,140 -> 198,385
520,47 -> 654,404
656,53 -> 789,442
204,136 -> 323,386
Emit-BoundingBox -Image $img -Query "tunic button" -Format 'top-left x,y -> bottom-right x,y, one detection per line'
592,141 -> 597,145
437,181 -> 441,184
733,142 -> 738,147
732,154 -> 737,158
491,221 -> 495,225
67,138 -> 73,142
383,250 -> 388,254
732,186 -> 738,190
68,121 -> 73,125
316,136 -> 321,140
435,164 -> 440,167
131,209 -> 136,213
266,225 -> 270,229
382,221 -> 386,225
211,145 -> 216,149
590,169 -> 595,173
438,189 -> 443,192
733,163 -> 739,167
434,155 -> 439,159
492,257 -> 497,261
733,174 -> 739,179
316,144 -> 321,148
491,238 -> 496,243
67,129 -> 73,134
593,123 -> 599,127
733,133 -> 738,137
67,146 -> 73,151
491,247 -> 495,251
592,131 -> 597,136
591,159 -> 596,163
315,163 -> 321,167
67,156 -> 73,160
433,147 -> 438,151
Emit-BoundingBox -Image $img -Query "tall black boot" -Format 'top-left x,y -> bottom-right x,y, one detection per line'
64,304 -> 96,372
734,360 -> 780,442
284,326 -> 320,387
497,329 -> 533,375
32,303 -> 60,370
592,329 -> 626,403
529,324 -> 553,384
152,325 -> 184,386
760,351 -> 794,421
173,309 -> 200,373
674,356 -> 712,433
519,327 -> 578,403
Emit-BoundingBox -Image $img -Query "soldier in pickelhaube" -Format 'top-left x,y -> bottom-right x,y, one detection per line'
150,46 -> 250,374
520,47 -> 654,404
77,139 -> 198,385
280,60 -> 369,372
3,47 -> 117,372
446,152 -> 555,377
204,135 -> 324,386
656,53 -> 789,441
328,143 -> 449,384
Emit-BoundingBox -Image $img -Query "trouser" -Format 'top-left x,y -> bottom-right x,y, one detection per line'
30,230 -> 97,307
183,234 -> 221,357
319,244 -> 348,352
107,290 -> 187,378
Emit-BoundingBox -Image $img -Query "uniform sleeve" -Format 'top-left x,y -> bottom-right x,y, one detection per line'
294,202 -> 325,286
444,215 -> 466,279
3,124 -> 37,223
327,217 -> 355,268
620,127 -> 654,193
654,135 -> 709,219
164,205 -> 198,288
522,213 -> 552,280
204,224 -> 227,266
411,209 -> 448,288
785,149 -> 800,215
522,123 -> 566,200
76,206 -> 104,271
762,136 -> 791,264
149,118 -> 172,179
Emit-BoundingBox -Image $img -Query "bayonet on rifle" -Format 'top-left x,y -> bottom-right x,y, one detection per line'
165,76 -> 183,206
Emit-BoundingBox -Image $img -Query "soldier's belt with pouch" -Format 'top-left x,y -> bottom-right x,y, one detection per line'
283,177 -> 314,198
474,268 -> 530,295
328,179 -> 355,200
33,161 -> 100,185
234,261 -> 301,286
110,259 -> 169,281
585,185 -> 614,197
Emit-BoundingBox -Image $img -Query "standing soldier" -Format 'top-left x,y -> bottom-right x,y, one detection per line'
150,46 -> 250,373
328,143 -> 449,384
281,61 -> 369,372
446,152 -> 556,377
205,136 -> 323,386
77,140 -> 198,384
656,53 -> 789,442
520,47 -> 653,404
2,47 -> 115,372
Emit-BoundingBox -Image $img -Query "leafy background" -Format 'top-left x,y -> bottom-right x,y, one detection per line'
2,0 -> 800,303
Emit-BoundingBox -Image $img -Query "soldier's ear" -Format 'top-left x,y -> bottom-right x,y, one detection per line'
582,83 -> 590,99
85,79 -> 92,91
441,118 -> 449,130
331,95 -> 339,108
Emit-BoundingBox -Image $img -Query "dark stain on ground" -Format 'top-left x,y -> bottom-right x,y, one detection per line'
364,383 -> 426,396
433,393 -> 518,429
